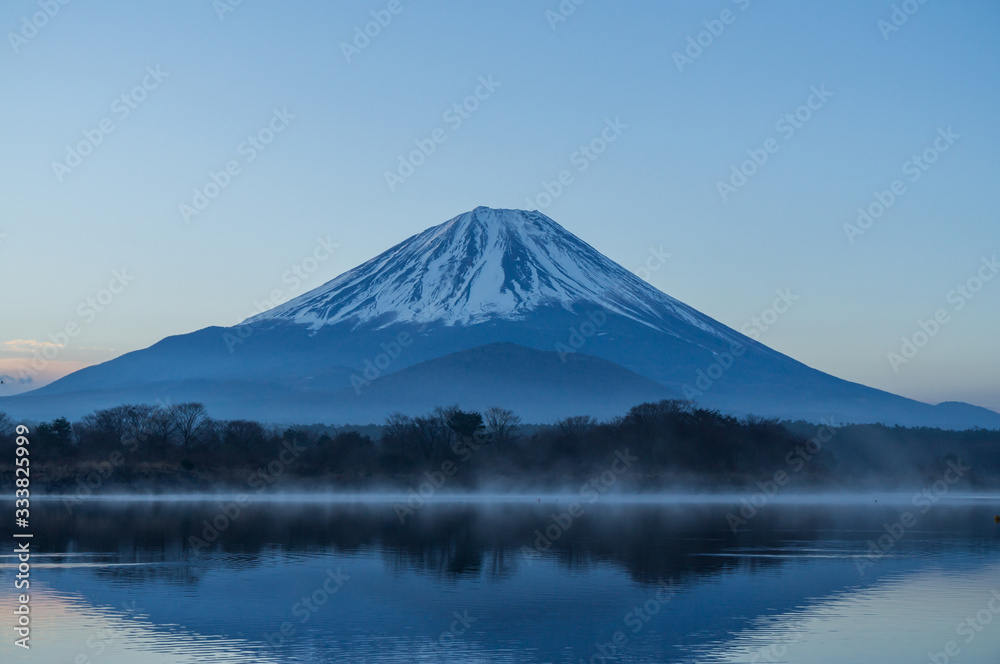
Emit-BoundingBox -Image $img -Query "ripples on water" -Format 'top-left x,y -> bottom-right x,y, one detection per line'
1,497 -> 999,663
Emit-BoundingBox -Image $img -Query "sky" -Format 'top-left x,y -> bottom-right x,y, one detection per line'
0,0 -> 997,411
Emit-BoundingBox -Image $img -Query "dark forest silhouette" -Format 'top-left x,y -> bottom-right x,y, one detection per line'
1,400 -> 998,492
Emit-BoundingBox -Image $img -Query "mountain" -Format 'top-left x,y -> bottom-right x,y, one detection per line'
244,206 -> 738,342
4,207 -> 999,428
338,342 -> 677,423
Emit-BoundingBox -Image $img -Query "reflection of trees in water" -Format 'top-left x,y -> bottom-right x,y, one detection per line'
92,561 -> 206,587
37,501 -> 993,589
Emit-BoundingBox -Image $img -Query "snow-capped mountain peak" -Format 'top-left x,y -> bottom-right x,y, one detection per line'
245,207 -> 733,340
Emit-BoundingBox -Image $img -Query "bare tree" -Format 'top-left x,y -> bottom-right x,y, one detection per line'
382,412 -> 412,445
557,415 -> 596,438
413,415 -> 445,460
432,405 -> 459,453
0,411 -> 12,436
81,405 -> 132,445
223,419 -> 268,456
485,407 -> 521,447
169,403 -> 210,453
124,404 -> 158,443
149,408 -> 178,458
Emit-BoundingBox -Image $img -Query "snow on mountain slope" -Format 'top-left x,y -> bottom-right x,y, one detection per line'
6,206 -> 1000,428
245,207 -> 738,344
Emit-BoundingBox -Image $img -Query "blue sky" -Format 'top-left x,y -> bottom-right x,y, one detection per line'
1,0 -> 997,410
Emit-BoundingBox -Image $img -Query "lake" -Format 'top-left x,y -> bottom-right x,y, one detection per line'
2,495 -> 999,663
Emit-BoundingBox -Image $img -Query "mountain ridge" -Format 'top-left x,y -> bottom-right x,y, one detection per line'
245,207 -> 739,346
3,206 -> 998,429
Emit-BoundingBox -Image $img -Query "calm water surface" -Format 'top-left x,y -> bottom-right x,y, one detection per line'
2,496 -> 999,663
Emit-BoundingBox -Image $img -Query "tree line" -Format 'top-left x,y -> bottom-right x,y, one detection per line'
1,400 -> 998,490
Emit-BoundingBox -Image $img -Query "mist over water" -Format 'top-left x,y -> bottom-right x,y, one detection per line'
3,497 -> 999,663
34,490 -> 1000,504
